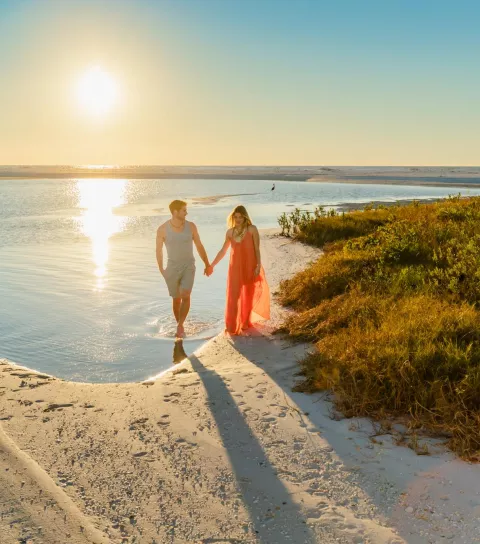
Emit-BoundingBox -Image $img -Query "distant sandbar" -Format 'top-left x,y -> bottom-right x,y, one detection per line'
2,165 -> 480,188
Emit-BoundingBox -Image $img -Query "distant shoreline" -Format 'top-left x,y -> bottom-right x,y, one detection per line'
0,171 -> 310,181
2,166 -> 480,187
308,176 -> 480,188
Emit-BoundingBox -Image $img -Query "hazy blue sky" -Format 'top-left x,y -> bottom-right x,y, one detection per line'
0,0 -> 479,165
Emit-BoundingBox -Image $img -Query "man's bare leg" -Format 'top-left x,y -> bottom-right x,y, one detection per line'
172,297 -> 181,324
176,291 -> 191,338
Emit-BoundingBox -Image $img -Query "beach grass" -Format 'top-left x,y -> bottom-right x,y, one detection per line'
278,196 -> 480,459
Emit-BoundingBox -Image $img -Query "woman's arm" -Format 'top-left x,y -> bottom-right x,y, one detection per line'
207,230 -> 232,274
251,225 -> 261,276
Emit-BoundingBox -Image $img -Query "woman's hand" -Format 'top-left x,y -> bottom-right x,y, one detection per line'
254,264 -> 261,276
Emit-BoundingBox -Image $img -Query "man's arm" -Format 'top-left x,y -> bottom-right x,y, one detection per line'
191,223 -> 210,268
156,225 -> 165,274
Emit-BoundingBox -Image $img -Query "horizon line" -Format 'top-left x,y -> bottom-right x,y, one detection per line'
1,164 -> 480,168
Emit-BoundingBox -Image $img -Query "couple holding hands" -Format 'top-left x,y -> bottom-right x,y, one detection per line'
156,200 -> 270,338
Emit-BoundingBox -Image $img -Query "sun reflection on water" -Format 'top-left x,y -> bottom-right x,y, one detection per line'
76,179 -> 128,289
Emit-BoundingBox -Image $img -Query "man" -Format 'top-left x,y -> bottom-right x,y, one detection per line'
156,200 -> 210,338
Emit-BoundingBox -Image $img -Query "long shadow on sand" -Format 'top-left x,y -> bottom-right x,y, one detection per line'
187,351 -> 316,544
226,328 -> 477,544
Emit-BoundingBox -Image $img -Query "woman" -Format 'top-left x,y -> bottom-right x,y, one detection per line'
207,206 -> 270,335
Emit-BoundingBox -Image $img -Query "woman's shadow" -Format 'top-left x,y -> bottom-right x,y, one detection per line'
172,338 -> 315,543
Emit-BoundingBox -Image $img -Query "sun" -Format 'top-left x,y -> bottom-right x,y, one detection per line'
76,66 -> 118,116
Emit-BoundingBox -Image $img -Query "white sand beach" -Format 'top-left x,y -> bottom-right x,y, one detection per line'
1,232 -> 479,544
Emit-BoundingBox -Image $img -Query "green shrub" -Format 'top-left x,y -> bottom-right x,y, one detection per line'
278,196 -> 480,459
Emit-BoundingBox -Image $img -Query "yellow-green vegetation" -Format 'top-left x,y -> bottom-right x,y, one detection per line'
278,197 -> 480,459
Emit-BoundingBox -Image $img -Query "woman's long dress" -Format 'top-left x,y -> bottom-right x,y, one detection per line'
225,230 -> 270,334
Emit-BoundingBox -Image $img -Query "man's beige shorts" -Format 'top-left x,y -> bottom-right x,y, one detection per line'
164,263 -> 196,297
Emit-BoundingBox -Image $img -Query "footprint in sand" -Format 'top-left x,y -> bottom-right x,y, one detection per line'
344,523 -> 361,531
131,417 -> 149,425
43,403 -> 74,412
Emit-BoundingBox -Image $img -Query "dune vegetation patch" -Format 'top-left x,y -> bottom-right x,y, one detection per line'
278,197 -> 480,459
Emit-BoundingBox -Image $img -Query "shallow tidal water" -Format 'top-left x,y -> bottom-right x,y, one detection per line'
2,176 -> 480,382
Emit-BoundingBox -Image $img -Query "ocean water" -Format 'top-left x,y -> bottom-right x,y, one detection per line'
2,177 -> 480,383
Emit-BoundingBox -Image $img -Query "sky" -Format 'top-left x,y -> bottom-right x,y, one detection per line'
0,0 -> 479,166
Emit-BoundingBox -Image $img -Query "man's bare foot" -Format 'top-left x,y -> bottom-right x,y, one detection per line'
176,324 -> 185,338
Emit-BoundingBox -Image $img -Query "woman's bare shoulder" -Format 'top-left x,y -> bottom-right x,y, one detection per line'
248,224 -> 258,233
226,228 -> 234,238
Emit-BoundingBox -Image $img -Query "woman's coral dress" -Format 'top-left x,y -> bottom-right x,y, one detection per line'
225,230 -> 270,334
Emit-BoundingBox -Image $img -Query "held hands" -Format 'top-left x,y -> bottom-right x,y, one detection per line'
204,264 -> 214,277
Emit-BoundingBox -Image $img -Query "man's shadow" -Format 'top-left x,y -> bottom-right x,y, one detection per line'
172,338 -> 188,364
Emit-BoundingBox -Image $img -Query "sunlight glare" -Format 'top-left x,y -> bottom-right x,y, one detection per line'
76,66 -> 118,116
76,179 -> 127,289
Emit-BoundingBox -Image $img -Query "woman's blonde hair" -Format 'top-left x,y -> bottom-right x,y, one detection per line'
227,205 -> 252,229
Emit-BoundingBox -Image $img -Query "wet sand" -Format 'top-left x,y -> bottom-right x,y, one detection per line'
191,192 -> 261,204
